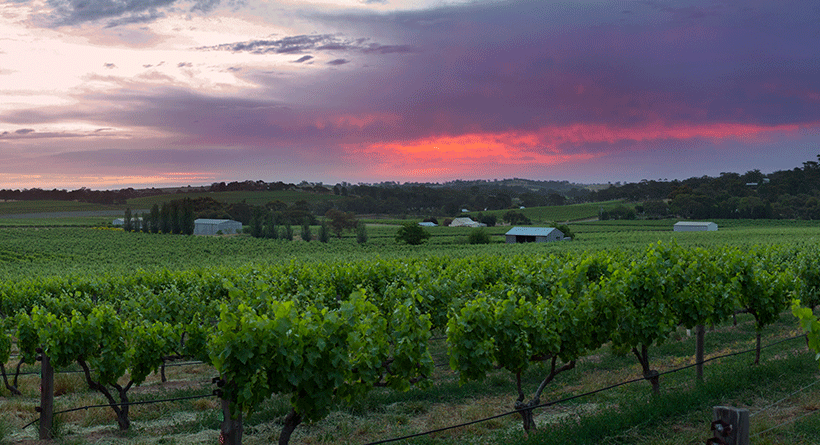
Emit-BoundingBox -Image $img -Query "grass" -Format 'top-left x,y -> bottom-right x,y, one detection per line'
0,200 -> 121,216
1,306 -> 818,445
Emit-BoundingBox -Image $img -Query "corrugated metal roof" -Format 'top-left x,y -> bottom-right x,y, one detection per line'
505,227 -> 559,236
673,221 -> 715,226
194,219 -> 237,224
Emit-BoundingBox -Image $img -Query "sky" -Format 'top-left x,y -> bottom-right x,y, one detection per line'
1,0 -> 819,190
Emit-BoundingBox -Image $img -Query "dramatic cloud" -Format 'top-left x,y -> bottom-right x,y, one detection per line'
30,0 -> 244,27
199,35 -> 416,56
1,0 -> 819,189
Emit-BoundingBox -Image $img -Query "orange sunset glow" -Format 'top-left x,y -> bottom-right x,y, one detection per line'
0,0 -> 817,188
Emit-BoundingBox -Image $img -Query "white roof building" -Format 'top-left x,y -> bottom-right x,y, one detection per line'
194,219 -> 243,235
673,221 -> 718,232
449,217 -> 486,228
505,227 -> 565,243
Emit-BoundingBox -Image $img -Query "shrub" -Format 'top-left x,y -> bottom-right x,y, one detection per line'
395,223 -> 431,245
468,228 -> 491,244
356,221 -> 368,244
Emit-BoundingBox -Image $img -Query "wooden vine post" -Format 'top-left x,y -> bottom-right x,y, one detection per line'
696,324 -> 705,381
38,350 -> 54,440
216,379 -> 242,445
707,406 -> 749,445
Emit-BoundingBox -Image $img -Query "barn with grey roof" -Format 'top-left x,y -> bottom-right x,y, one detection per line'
505,227 -> 565,243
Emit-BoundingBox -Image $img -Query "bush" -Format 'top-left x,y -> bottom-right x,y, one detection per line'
467,228 -> 491,244
356,221 -> 368,244
395,223 -> 431,245
318,220 -> 330,243
552,224 -> 575,240
301,217 -> 312,241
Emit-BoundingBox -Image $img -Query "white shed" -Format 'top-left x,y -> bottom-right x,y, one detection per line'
505,227 -> 565,243
449,217 -> 485,228
673,221 -> 718,232
194,219 -> 243,235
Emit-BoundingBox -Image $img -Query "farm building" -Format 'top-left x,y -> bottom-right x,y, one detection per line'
194,219 -> 243,235
505,227 -> 565,243
112,217 -> 141,226
449,217 -> 486,228
418,222 -> 437,227
673,221 -> 718,232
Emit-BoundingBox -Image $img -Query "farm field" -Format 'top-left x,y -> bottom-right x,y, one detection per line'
0,200 -> 123,216
2,218 -> 820,280
2,313 -> 817,445
464,199 -> 629,223
1,213 -> 820,445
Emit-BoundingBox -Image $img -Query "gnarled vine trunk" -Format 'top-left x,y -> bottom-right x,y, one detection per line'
78,359 -> 133,430
514,357 -> 576,433
632,345 -> 659,395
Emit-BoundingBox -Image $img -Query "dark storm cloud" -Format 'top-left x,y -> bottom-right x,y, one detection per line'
295,0 -> 820,136
199,34 -> 416,56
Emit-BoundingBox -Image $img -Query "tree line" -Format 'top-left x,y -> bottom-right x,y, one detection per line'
121,200 -> 195,235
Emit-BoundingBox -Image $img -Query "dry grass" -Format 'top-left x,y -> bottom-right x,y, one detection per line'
2,316 -> 819,445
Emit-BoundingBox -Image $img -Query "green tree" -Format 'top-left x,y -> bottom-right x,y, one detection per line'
265,211 -> 278,239
181,201 -> 195,235
318,220 -> 330,243
355,221 -> 368,244
467,228 -> 491,244
140,213 -> 150,233
281,223 -> 293,241
325,209 -> 357,238
170,201 -> 181,234
395,223 -> 430,245
301,218 -> 312,241
250,208 -> 265,238
149,204 -> 160,234
552,224 -> 575,240
160,203 -> 171,234
123,208 -> 132,232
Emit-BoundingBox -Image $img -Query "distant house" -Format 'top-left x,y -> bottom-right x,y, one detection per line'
194,219 -> 243,235
112,217 -> 141,227
673,221 -> 718,232
418,222 -> 437,227
505,227 -> 565,243
449,217 -> 486,228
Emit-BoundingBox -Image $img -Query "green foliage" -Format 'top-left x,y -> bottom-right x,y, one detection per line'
467,228 -> 491,244
502,210 -> 531,225
209,291 -> 432,432
355,221 -> 368,244
395,223 -> 430,245
325,209 -> 357,238
552,224 -> 575,240
792,300 -> 820,367
318,220 -> 330,243
301,218 -> 312,242
281,223 -> 293,241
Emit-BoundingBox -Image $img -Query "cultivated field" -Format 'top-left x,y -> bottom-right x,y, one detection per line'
1,210 -> 819,445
